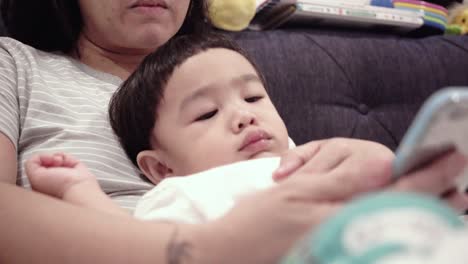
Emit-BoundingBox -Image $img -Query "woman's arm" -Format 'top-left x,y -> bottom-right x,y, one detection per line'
2,155 -> 388,264
5,137 -> 464,263
0,180 -> 322,264
0,133 -> 17,184
0,182 -> 210,264
0,181 -> 317,264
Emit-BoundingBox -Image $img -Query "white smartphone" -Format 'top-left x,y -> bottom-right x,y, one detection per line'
393,87 -> 468,193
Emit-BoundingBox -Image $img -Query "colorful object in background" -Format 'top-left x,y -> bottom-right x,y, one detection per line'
208,0 -> 257,31
371,0 -> 394,8
393,0 -> 449,31
446,3 -> 468,35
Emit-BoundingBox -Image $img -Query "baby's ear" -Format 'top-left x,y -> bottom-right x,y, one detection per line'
137,150 -> 174,185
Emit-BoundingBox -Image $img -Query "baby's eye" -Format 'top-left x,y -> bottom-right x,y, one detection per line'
245,96 -> 264,103
195,110 -> 218,122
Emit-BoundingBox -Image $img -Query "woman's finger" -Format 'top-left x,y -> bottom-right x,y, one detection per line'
281,165 -> 390,202
274,138 -> 394,183
442,191 -> 468,214
273,140 -> 323,181
282,138 -> 387,182
392,152 -> 467,196
326,154 -> 393,197
274,138 -> 354,181
295,139 -> 353,174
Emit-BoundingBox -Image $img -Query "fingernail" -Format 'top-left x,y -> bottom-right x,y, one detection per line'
274,166 -> 286,175
277,162 -> 293,174
272,170 -> 284,181
273,163 -> 294,180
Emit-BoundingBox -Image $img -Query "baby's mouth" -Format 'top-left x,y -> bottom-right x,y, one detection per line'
239,130 -> 272,157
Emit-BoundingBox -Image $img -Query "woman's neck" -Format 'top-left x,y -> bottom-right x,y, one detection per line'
74,34 -> 150,80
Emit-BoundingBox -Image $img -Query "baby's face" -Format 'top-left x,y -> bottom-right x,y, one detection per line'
151,48 -> 289,176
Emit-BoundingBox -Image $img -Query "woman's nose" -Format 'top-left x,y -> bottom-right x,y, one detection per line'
232,110 -> 256,133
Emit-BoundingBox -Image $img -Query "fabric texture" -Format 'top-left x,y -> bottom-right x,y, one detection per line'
231,29 -> 468,151
0,37 -> 152,210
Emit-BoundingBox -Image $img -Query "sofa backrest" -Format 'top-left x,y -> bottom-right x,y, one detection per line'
232,29 -> 468,150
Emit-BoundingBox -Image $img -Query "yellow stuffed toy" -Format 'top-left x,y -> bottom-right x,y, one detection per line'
446,3 -> 468,35
208,0 -> 257,31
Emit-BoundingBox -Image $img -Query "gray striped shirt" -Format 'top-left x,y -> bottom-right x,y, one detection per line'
0,37 -> 153,211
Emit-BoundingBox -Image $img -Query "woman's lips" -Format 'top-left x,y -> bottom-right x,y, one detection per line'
130,0 -> 167,13
130,0 -> 167,8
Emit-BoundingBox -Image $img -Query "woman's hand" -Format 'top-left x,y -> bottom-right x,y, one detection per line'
196,138 -> 468,264
273,138 -> 394,193
195,139 -> 396,264
390,152 -> 468,212
273,138 -> 468,212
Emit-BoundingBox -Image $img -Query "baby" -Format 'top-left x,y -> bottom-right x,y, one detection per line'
26,33 -> 291,220
25,33 -> 468,264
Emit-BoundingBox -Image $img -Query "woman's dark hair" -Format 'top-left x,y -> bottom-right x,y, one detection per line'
0,0 -> 210,53
109,33 -> 266,167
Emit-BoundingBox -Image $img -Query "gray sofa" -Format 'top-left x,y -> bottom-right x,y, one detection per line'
231,28 -> 468,151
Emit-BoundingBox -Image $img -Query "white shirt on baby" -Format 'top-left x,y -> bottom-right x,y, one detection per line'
134,157 -> 280,223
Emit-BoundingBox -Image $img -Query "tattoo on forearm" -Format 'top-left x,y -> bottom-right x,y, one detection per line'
167,225 -> 194,264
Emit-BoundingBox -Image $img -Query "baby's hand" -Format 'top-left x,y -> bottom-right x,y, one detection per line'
26,153 -> 97,198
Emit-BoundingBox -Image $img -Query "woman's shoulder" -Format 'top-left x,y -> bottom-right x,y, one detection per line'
0,36 -> 42,56
0,36 -> 73,65
0,37 -> 121,85
0,36 -> 28,47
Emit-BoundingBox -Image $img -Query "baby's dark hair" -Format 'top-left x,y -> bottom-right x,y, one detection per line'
109,33 -> 266,167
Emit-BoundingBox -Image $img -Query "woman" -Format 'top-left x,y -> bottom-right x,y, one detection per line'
0,0 -> 209,210
0,0 -> 466,263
